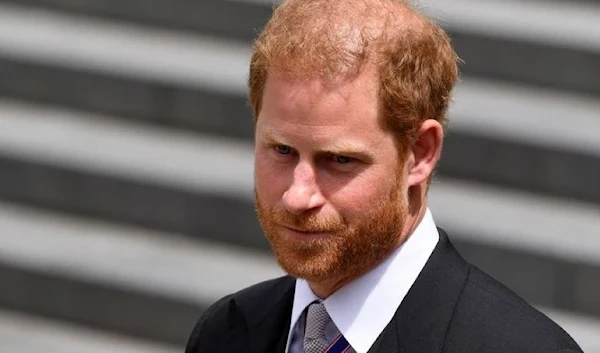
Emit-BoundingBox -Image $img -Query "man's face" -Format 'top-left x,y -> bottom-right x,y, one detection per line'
254,71 -> 408,283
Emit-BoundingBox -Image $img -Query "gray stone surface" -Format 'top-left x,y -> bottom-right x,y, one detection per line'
0,153 -> 268,250
0,58 -> 254,141
0,0 -> 271,42
0,151 -> 598,320
1,220 -> 598,345
2,58 -> 600,204
0,0 -> 598,349
441,133 -> 600,204
2,0 -> 598,95
450,31 -> 600,97
574,265 -> 600,317
0,263 -> 204,345
0,308 -> 182,353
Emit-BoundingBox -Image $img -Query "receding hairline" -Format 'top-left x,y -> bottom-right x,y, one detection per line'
249,0 -> 460,151
253,0 -> 431,80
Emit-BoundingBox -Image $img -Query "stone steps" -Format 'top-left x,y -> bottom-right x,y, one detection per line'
1,0 -> 599,95
0,200 -> 280,345
0,308 -> 182,353
0,3 -> 598,203
0,0 -> 598,351
1,99 -> 598,321
1,201 -> 599,350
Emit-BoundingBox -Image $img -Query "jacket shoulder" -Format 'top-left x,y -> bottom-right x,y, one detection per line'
184,276 -> 294,352
445,265 -> 582,353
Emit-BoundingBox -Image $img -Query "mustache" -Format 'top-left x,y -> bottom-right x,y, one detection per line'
271,210 -> 346,232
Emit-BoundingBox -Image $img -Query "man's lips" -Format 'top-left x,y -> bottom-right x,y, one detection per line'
283,226 -> 319,233
281,225 -> 334,235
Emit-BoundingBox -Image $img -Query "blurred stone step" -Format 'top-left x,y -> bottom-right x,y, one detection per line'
0,99 -> 598,318
0,0 -> 271,42
0,201 -> 599,351
0,57 -> 254,140
0,152 -> 268,249
0,308 -> 182,353
1,1 -> 599,96
0,201 -> 282,345
433,179 -> 600,319
0,4 -> 598,203
0,99 -> 266,249
442,79 -> 600,204
2,59 -> 600,204
545,308 -> 600,353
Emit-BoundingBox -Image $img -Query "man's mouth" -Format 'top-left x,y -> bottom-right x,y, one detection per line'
283,225 -> 326,233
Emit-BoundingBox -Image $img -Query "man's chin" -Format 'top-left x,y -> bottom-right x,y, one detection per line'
274,256 -> 338,282
282,268 -> 336,283
265,228 -> 346,281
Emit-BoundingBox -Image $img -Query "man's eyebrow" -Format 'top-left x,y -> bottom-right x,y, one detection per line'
258,128 -> 375,161
318,142 -> 375,162
320,141 -> 365,154
258,127 -> 286,143
261,129 -> 282,141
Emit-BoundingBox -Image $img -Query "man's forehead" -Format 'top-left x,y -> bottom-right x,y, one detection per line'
262,70 -> 379,108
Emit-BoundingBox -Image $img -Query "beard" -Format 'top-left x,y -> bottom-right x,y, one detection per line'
255,181 -> 407,284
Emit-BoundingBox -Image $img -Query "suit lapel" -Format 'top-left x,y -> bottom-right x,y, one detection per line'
234,276 -> 296,353
368,313 -> 400,352
231,230 -> 468,353
369,229 -> 470,353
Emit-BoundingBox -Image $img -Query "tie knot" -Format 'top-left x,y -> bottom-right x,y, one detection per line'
303,302 -> 353,353
305,302 -> 330,340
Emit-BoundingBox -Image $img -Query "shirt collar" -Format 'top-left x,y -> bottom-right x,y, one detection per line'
286,208 -> 440,353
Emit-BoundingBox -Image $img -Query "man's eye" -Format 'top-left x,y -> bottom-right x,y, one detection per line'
333,155 -> 352,164
274,145 -> 292,155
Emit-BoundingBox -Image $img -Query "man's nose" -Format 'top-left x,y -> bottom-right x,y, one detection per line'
282,162 -> 325,215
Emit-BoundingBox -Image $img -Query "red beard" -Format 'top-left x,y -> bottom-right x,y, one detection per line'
255,182 -> 407,283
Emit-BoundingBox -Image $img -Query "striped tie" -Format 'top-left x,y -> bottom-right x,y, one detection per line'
303,302 -> 353,353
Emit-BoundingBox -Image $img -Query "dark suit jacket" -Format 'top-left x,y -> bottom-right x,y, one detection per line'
185,229 -> 583,353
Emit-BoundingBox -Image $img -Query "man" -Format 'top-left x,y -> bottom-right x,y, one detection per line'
185,0 -> 583,352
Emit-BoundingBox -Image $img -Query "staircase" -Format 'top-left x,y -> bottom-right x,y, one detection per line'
0,0 -> 598,351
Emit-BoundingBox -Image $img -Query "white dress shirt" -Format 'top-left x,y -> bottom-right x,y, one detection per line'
285,208 -> 440,353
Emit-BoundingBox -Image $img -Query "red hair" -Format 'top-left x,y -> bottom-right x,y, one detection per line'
249,0 -> 458,148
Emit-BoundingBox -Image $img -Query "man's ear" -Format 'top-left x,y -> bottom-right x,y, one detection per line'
407,119 -> 444,187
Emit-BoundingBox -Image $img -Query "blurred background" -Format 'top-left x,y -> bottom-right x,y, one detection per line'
0,0 -> 598,351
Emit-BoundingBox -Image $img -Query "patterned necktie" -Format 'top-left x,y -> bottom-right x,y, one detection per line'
303,302 -> 353,353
